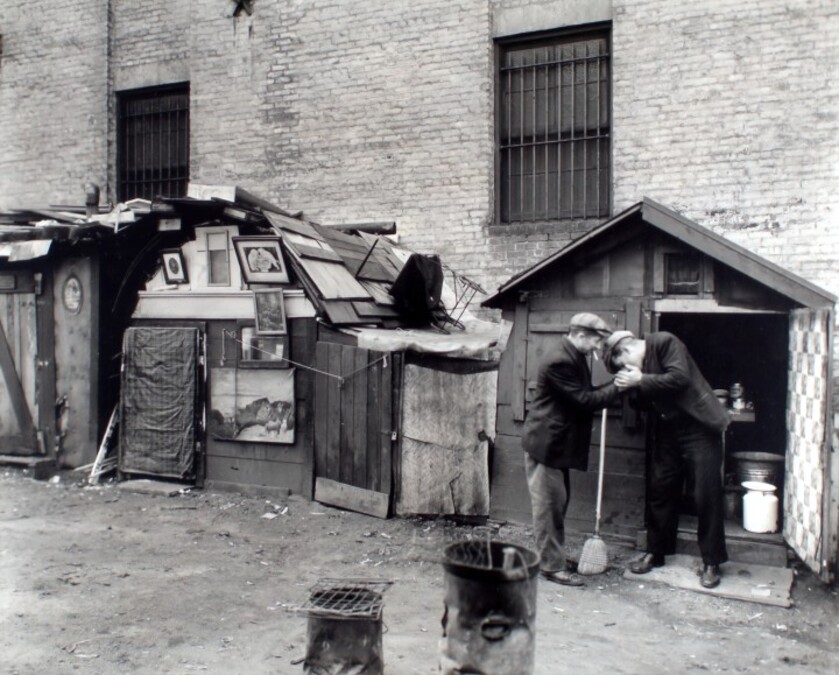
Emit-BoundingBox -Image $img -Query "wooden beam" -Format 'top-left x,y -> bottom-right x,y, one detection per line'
0,321 -> 36,444
315,477 -> 390,519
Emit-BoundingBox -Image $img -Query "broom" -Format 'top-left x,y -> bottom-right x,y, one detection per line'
578,408 -> 609,575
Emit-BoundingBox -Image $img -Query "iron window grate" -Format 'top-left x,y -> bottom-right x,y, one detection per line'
294,578 -> 393,620
498,30 -> 611,222
117,83 -> 190,202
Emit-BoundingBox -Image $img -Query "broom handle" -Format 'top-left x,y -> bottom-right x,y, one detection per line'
594,408 -> 607,537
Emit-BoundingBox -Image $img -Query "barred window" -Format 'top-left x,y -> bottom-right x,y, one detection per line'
498,29 -> 610,223
117,84 -> 190,201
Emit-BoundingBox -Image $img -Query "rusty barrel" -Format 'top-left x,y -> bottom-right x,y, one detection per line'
440,540 -> 540,675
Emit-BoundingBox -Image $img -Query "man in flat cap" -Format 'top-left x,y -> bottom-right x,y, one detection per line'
603,330 -> 730,588
522,313 -> 620,586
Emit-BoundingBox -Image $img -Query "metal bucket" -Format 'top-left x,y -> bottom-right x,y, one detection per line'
732,452 -> 784,490
440,540 -> 540,675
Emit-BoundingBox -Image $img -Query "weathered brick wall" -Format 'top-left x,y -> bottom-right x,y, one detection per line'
612,0 -> 839,297
2,1 -> 837,302
0,0 -> 108,209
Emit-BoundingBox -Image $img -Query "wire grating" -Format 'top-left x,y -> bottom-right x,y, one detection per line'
295,578 -> 393,620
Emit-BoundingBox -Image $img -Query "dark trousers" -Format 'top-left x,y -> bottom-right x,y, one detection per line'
647,415 -> 728,566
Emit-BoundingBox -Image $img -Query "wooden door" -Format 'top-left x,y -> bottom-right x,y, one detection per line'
0,271 -> 54,456
313,342 -> 398,518
784,308 -> 835,582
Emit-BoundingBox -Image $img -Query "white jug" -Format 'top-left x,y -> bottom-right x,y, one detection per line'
742,481 -> 779,533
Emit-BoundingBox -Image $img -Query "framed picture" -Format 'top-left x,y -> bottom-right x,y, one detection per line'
238,324 -> 290,368
161,249 -> 188,284
210,368 -> 295,444
233,236 -> 289,284
253,289 -> 287,335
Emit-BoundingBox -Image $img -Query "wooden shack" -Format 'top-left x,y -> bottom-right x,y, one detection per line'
483,198 -> 838,582
123,185 -> 502,517
0,212 -> 127,477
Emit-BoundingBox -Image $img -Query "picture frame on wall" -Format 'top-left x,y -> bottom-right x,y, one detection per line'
233,236 -> 289,284
253,288 -> 287,335
161,249 -> 188,284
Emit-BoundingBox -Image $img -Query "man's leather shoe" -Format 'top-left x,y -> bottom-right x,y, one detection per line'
700,564 -> 721,589
629,552 -> 665,575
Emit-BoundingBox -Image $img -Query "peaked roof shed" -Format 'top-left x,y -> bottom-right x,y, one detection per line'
484,198 -> 838,582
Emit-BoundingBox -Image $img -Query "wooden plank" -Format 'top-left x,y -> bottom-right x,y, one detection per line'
528,296 -> 633,311
315,477 -> 389,519
207,456 -> 306,490
0,317 -> 36,444
339,345 -> 355,484
314,343 -> 329,481
298,259 -> 371,300
206,442 -> 306,464
367,351 -> 382,492
381,351 -> 395,497
321,301 -> 362,325
352,347 -> 368,488
35,268 -> 56,458
325,343 -> 342,481
511,302 -> 528,422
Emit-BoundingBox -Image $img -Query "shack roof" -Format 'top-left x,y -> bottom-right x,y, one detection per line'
483,197 -> 837,310
1,185 -> 502,356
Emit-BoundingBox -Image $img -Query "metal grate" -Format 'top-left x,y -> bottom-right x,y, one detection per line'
499,29 -> 610,222
117,83 -> 190,201
295,578 -> 393,620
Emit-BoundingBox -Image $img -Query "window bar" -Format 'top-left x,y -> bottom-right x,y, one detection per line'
530,62 -> 536,221
518,63 -> 524,222
543,61 -> 549,219
582,42 -> 588,219
595,48 -> 600,217
506,66 -> 512,222
557,57 -> 563,219
570,54 -> 576,219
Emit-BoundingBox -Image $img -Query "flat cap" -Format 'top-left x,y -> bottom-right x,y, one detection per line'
568,312 -> 612,337
602,330 -> 636,373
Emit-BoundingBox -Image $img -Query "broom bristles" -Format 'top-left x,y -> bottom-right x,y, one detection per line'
577,535 -> 609,575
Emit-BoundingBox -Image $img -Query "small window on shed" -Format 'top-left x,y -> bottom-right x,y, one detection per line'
665,253 -> 701,295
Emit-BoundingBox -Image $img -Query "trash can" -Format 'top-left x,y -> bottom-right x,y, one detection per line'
440,540 -> 540,675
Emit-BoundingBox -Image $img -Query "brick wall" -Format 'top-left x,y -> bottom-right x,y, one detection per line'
0,0 -> 108,208
612,0 -> 839,297
1,1 -> 837,301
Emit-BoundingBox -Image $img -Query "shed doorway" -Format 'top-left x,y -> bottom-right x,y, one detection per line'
655,309 -> 834,576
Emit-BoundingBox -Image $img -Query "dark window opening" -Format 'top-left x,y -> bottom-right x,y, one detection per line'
666,253 -> 702,295
498,28 -> 611,223
117,83 -> 189,201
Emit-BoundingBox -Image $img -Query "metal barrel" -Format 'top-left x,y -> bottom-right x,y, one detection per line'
440,540 -> 540,675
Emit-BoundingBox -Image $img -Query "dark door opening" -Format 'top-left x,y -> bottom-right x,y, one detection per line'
655,312 -> 789,557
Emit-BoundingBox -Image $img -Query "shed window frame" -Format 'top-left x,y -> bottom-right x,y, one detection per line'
236,321 -> 290,369
205,230 -> 231,287
496,25 -> 611,223
117,83 -> 190,202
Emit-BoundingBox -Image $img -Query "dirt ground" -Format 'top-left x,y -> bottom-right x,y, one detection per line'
1,468 -> 838,675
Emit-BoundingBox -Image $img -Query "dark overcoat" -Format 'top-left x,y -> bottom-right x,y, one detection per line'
636,332 -> 731,432
522,336 -> 618,470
